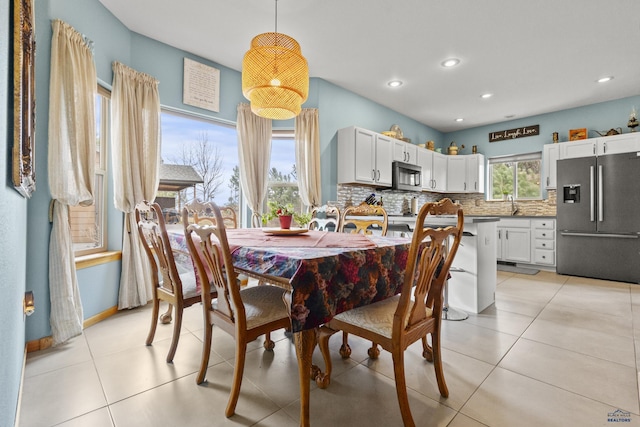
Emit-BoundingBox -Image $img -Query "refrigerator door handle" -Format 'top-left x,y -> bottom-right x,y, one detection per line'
560,232 -> 639,239
590,166 -> 595,222
598,164 -> 603,222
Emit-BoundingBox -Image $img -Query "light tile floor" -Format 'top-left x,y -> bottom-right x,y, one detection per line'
19,271 -> 640,426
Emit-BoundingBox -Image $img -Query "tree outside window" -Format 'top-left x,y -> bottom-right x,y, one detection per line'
489,153 -> 541,200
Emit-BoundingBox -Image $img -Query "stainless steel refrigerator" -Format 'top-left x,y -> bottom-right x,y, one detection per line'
556,151 -> 640,283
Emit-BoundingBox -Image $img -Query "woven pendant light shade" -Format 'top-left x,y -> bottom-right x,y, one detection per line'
242,32 -> 309,120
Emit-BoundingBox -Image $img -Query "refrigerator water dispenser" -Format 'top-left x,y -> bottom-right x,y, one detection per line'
562,184 -> 580,203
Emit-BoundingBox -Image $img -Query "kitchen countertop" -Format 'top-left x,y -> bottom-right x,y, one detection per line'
388,215 -> 500,224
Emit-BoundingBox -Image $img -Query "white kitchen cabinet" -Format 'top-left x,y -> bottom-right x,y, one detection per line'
446,156 -> 467,192
497,218 -> 531,263
596,133 -> 640,156
543,143 -> 560,189
393,139 -> 418,165
446,154 -> 485,193
560,139 -> 596,159
416,147 -> 447,192
432,151 -> 448,192
466,154 -> 485,193
532,219 -> 555,266
337,126 -> 393,187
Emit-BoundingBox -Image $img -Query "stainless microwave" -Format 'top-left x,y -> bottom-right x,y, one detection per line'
392,161 -> 422,191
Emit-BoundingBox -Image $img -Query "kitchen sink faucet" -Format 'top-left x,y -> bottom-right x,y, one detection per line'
509,195 -> 519,216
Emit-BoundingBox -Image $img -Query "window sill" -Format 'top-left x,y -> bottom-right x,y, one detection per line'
76,251 -> 122,270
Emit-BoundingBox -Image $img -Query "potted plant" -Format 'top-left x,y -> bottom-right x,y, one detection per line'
262,201 -> 312,229
262,201 -> 295,229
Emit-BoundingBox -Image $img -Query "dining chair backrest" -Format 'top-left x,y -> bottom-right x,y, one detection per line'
308,205 -> 341,232
135,200 -> 205,363
135,201 -> 181,297
399,198 -> 463,332
181,203 -> 290,417
340,203 -> 388,236
190,201 -> 237,229
182,205 -> 241,327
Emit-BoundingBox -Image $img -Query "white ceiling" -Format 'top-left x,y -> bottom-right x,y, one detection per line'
98,0 -> 640,133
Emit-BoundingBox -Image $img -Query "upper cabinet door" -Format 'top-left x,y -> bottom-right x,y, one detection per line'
354,128 -> 377,183
375,135 -> 394,185
597,133 -> 640,156
392,140 -> 419,165
561,139 -> 596,159
432,152 -> 448,192
446,156 -> 467,192
417,147 -> 434,190
543,144 -> 560,189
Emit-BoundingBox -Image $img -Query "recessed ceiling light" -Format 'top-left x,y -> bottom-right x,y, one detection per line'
454,118 -> 464,122
387,80 -> 403,88
481,93 -> 493,99
441,58 -> 460,68
597,76 -> 613,83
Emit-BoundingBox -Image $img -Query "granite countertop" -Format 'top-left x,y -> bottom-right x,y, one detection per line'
388,215 -> 500,224
467,215 -> 556,219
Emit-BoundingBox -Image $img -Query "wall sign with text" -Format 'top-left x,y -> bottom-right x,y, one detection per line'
489,125 -> 539,142
183,57 -> 220,112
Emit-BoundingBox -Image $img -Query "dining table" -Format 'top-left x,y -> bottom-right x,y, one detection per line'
167,226 -> 413,426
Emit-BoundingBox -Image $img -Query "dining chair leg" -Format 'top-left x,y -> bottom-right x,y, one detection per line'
421,335 -> 433,362
368,342 -> 380,359
263,332 -> 275,351
145,296 -> 160,346
196,324 -> 213,385
166,305 -> 182,363
226,340 -> 248,417
392,350 -> 415,427
159,303 -> 173,324
432,330 -> 449,397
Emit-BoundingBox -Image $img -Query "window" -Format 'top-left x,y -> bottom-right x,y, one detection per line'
263,130 -> 302,227
70,86 -> 109,255
488,152 -> 542,200
160,110 -> 240,220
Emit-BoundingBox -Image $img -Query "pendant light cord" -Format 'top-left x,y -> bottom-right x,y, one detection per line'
274,0 -> 278,34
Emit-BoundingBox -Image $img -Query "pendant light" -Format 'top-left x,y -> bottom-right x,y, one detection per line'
242,0 -> 309,120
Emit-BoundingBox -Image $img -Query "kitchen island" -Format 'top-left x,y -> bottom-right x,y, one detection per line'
388,215 -> 499,314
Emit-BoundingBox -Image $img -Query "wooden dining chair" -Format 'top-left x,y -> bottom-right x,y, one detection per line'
192,201 -> 238,229
308,204 -> 341,232
339,203 -> 388,236
135,200 -> 217,363
318,198 -> 464,427
181,204 -> 291,417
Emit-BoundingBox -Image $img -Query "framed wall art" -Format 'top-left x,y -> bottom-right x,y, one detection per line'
568,128 -> 587,141
12,0 -> 36,198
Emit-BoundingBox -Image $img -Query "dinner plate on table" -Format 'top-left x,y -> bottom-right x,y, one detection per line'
262,228 -> 309,236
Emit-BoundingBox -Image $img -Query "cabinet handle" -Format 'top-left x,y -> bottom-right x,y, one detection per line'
464,182 -> 467,190
547,176 -> 550,186
377,169 -> 381,181
499,230 -> 501,239
542,233 -> 546,237
593,144 -> 596,155
506,230 -> 509,239
372,169 -> 375,181
603,142 -> 607,153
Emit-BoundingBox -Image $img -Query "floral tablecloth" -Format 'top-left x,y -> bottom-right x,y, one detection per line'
167,228 -> 412,332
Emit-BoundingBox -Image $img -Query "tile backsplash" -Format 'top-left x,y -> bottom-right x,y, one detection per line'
336,185 -> 557,217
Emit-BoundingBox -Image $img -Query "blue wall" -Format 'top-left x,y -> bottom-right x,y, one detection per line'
0,0 -> 29,424
6,0 -> 638,422
445,96 -> 640,159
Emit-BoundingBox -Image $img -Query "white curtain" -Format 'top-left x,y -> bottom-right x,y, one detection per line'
111,62 -> 161,309
236,103 -> 272,226
47,20 -> 97,345
295,108 -> 321,208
